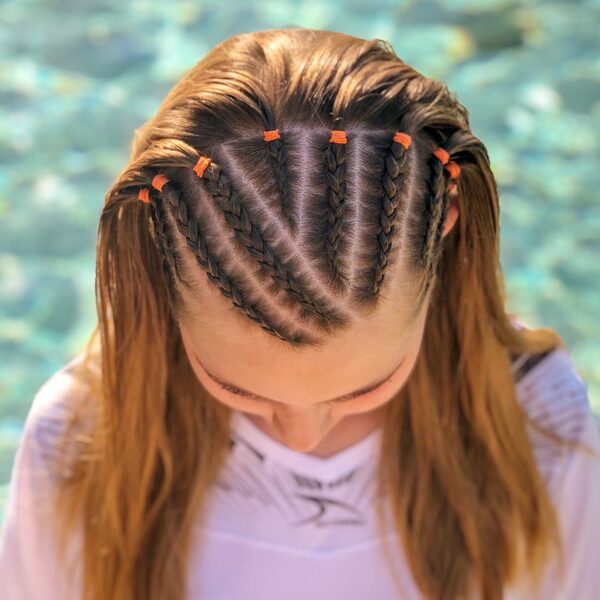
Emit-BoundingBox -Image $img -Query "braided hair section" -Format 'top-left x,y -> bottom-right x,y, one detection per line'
323,127 -> 349,289
421,145 -> 460,285
145,173 -> 317,346
263,128 -> 297,234
145,184 -> 189,302
369,131 -> 413,296
198,156 -> 347,328
136,129 -> 462,340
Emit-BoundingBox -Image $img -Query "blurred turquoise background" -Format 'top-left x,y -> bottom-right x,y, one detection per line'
1,1 -> 599,523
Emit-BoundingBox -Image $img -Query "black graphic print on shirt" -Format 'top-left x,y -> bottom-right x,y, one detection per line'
215,432 -> 378,528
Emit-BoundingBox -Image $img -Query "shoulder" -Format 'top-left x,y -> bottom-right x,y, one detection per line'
0,353 -> 94,599
509,326 -> 597,491
512,344 -> 591,436
509,343 -> 600,596
18,351 -> 99,489
505,322 -> 600,595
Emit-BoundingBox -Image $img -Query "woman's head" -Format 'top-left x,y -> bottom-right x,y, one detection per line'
115,28 -> 469,448
59,27 -> 575,600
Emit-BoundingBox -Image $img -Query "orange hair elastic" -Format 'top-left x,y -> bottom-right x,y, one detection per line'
329,130 -> 347,144
433,146 -> 461,191
393,132 -> 412,150
193,155 -> 212,178
263,129 -> 280,142
138,188 -> 150,204
152,174 -> 169,191
433,147 -> 450,165
445,161 -> 460,179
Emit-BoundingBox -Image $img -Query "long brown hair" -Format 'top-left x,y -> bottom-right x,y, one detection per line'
47,28 -> 591,600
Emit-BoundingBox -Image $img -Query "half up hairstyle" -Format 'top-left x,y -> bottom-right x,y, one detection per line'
47,27 -> 591,600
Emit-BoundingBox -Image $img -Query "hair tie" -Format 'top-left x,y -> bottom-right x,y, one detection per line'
193,155 -> 212,178
152,174 -> 169,192
263,129 -> 280,142
433,147 -> 461,191
445,161 -> 460,180
432,147 -> 450,165
329,130 -> 347,144
138,188 -> 150,204
393,132 -> 412,150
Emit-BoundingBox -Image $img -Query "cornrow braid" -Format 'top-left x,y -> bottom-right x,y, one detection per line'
194,154 -> 348,329
421,145 -> 460,283
146,173 -> 317,346
141,184 -> 196,297
263,128 -> 296,233
323,127 -> 348,289
135,190 -> 188,320
146,188 -> 179,296
370,131 -> 413,296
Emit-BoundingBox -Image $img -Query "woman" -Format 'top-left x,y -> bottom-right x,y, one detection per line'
1,27 -> 599,600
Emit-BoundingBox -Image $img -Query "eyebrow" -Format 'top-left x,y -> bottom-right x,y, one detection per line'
192,350 -> 405,406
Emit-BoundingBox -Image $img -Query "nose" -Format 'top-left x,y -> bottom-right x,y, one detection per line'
270,404 -> 332,452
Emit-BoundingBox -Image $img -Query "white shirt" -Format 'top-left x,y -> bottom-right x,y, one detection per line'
1,342 -> 599,599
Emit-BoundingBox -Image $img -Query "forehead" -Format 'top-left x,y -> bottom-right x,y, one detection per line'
179,287 -> 427,405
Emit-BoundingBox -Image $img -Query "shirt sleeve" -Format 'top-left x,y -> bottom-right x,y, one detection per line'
0,373 -> 84,599
508,404 -> 600,600
548,407 -> 600,599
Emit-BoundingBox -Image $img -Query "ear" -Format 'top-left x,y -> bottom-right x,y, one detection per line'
442,190 -> 459,238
